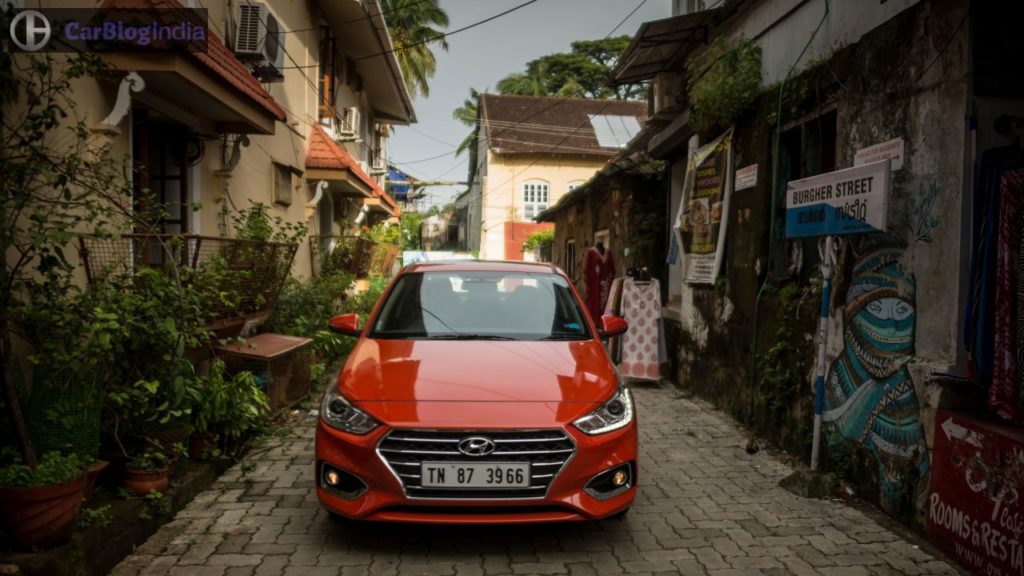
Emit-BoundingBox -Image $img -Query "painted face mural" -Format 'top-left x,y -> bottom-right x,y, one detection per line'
824,234 -> 930,511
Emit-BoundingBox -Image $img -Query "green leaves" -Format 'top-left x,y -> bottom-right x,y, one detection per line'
686,37 -> 763,136
0,451 -> 82,487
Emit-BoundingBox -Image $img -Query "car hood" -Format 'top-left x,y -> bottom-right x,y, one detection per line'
339,339 -> 618,404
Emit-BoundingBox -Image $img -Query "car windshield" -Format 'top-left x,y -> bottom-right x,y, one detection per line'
369,270 -> 592,341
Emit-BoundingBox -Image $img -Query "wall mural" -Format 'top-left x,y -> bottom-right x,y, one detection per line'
823,233 -> 930,512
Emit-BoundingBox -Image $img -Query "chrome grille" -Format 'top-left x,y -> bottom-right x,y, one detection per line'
378,429 -> 576,499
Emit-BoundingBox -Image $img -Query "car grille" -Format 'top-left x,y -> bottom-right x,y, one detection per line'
377,429 -> 576,499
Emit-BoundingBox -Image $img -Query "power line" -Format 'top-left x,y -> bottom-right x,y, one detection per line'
354,0 -> 543,62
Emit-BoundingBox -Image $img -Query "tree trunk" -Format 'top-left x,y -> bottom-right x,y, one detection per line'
2,329 -> 37,469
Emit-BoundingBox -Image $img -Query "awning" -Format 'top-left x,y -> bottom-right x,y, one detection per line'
318,0 -> 415,125
101,0 -> 285,135
306,126 -> 400,218
611,10 -> 718,86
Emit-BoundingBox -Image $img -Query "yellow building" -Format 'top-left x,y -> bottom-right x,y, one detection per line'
459,94 -> 646,262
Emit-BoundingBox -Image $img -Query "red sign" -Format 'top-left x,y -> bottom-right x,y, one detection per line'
928,410 -> 1024,576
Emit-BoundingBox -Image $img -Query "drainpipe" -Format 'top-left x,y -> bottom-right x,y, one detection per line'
748,0 -> 830,425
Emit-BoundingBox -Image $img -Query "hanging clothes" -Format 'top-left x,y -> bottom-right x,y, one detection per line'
966,143 -> 1023,387
619,278 -> 661,381
993,168 -> 1024,423
582,246 -> 614,322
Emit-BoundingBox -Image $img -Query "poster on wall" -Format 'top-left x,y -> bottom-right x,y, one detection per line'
927,410 -> 1024,576
673,128 -> 733,284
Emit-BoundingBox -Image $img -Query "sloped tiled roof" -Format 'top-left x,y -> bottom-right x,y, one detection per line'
480,94 -> 647,156
101,0 -> 286,122
307,126 -> 399,217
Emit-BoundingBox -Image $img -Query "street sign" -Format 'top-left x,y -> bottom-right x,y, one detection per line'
855,137 -> 904,171
785,159 -> 890,239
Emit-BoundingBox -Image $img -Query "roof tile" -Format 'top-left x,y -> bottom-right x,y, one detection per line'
101,0 -> 286,122
480,94 -> 647,156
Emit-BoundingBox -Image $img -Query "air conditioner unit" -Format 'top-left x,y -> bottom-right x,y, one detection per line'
339,106 -> 360,137
235,3 -> 285,83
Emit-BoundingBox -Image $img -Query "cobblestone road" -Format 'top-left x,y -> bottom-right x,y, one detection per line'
113,381 -> 966,576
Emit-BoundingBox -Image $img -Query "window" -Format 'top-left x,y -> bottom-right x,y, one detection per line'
565,239 -> 577,280
318,28 -> 337,119
273,162 -> 295,206
522,181 -> 549,221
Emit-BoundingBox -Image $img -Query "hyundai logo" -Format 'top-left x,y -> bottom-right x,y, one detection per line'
457,436 -> 495,457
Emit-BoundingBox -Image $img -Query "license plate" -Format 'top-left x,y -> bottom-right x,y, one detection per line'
420,462 -> 530,488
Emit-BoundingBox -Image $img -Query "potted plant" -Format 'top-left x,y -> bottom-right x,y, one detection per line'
0,451 -> 85,548
122,449 -> 170,496
190,360 -> 269,459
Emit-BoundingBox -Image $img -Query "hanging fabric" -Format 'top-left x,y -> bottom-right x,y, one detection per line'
619,278 -> 661,381
994,168 -> 1024,422
583,246 -> 614,322
965,142 -> 1022,387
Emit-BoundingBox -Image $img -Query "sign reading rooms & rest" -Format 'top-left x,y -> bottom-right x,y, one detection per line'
785,159 -> 891,238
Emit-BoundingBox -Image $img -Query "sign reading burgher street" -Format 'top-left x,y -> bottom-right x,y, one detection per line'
785,159 -> 890,239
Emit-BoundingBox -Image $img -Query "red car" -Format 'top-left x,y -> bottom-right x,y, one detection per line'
315,260 -> 636,524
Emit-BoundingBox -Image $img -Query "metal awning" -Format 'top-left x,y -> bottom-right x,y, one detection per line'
611,10 -> 718,86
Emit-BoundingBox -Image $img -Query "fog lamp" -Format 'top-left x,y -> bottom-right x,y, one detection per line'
325,470 -> 341,486
612,470 -> 628,487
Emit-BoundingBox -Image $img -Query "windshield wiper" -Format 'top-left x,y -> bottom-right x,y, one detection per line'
426,334 -> 517,341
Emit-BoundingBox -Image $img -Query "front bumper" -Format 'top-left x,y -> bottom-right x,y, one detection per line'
315,420 -> 637,524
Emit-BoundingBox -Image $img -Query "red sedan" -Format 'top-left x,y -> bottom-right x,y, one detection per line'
315,260 -> 636,524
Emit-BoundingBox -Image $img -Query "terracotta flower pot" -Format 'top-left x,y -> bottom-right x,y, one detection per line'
0,475 -> 86,549
123,466 -> 169,496
83,460 -> 110,500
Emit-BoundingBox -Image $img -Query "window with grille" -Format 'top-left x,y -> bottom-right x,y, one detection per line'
521,181 -> 549,221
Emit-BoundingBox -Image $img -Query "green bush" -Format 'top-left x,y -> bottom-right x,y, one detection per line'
264,271 -> 356,361
687,37 -> 762,135
0,451 -> 82,487
522,229 -> 554,253
193,360 -> 269,446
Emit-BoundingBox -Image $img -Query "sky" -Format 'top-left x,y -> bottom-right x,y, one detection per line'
387,0 -> 670,211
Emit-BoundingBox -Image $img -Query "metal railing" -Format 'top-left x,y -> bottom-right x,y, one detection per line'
310,235 -> 399,278
78,234 -> 298,329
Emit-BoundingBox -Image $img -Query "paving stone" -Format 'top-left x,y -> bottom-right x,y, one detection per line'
112,385 -> 968,576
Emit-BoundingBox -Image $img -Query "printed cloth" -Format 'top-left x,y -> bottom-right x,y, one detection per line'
619,278 -> 661,381
993,168 -> 1024,423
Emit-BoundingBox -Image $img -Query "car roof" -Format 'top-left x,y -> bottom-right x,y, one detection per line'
403,260 -> 561,275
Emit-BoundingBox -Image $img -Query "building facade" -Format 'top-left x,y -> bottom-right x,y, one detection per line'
460,94 -> 646,261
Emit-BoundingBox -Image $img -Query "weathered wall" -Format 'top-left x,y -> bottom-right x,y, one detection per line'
670,0 -> 969,525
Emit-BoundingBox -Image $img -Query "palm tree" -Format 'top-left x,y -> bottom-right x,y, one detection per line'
496,62 -> 551,97
381,0 -> 449,99
452,87 -> 480,157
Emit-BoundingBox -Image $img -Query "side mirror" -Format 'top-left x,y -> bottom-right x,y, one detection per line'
328,313 -> 361,336
597,315 -> 628,339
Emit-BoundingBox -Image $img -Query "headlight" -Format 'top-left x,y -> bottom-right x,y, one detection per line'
573,387 -> 634,435
320,386 -> 379,435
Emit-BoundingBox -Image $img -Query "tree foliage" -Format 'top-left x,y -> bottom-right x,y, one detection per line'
381,0 -> 449,99
496,36 -> 644,100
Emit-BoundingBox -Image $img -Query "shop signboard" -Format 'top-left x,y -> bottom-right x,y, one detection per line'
928,410 -> 1024,576
785,159 -> 891,238
673,128 -> 733,284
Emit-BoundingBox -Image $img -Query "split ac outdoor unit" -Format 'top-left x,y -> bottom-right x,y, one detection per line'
340,107 -> 360,137
235,3 -> 285,83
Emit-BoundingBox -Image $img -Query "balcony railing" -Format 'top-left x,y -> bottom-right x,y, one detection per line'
78,234 -> 298,330
310,235 -> 400,278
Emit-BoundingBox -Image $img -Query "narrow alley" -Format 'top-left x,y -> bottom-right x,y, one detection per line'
112,382 -> 964,576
